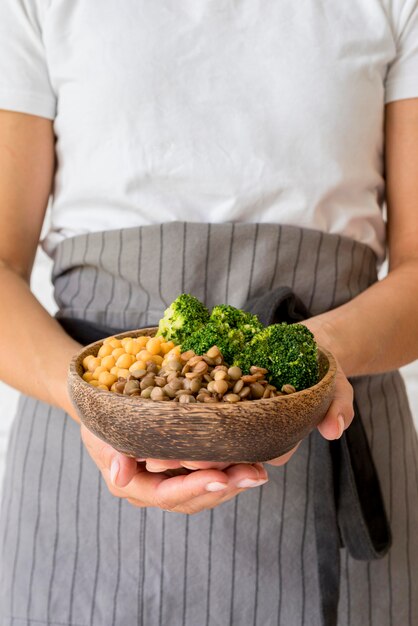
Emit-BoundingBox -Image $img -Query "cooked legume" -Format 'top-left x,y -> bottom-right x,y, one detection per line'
81,335 -> 296,403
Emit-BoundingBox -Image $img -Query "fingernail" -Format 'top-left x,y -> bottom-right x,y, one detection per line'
110,459 -> 120,486
337,415 -> 345,439
206,482 -> 228,492
236,478 -> 268,489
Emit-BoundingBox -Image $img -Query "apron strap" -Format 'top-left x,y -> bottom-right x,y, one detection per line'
57,316 -> 126,345
337,399 -> 392,560
313,431 -> 341,626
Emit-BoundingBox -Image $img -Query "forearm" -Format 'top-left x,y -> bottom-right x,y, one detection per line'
0,264 -> 81,420
305,259 -> 418,377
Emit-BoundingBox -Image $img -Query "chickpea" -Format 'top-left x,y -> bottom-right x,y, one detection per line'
166,346 -> 181,358
87,357 -> 101,372
146,337 -> 162,355
137,359 -> 147,369
112,347 -> 125,359
124,338 -> 141,355
160,340 -> 175,354
97,384 -> 109,391
129,360 -> 147,372
116,368 -> 130,379
93,366 -> 107,380
101,355 -> 116,370
82,354 -> 95,370
83,333 -> 175,391
98,371 -> 118,387
97,344 -> 113,358
137,350 -> 153,362
89,380 -> 100,387
115,353 -> 135,369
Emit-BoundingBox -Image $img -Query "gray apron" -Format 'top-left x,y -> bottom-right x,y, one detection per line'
1,222 -> 417,626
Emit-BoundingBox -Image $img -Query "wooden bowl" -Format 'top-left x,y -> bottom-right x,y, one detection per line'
68,327 -> 337,462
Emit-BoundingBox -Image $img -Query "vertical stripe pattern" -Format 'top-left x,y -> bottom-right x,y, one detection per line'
1,222 -> 417,626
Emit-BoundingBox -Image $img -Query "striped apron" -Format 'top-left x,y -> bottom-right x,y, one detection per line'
1,223 -> 417,626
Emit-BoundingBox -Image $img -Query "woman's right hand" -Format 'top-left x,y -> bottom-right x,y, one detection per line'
80,424 -> 269,514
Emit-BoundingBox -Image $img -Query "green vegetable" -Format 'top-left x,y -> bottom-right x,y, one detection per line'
182,304 -> 264,364
157,295 -> 318,393
235,323 -> 319,391
209,304 -> 264,341
181,304 -> 263,364
181,322 -> 242,364
156,293 -> 210,345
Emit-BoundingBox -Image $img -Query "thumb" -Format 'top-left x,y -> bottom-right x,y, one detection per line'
317,367 -> 354,440
109,452 -> 139,488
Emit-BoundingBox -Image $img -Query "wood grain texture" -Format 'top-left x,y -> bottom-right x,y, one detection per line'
68,327 -> 337,462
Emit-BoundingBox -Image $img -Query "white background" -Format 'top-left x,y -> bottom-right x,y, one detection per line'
1,249 -> 418,492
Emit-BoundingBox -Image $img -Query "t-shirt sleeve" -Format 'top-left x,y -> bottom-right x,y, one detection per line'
385,0 -> 418,103
0,0 -> 56,119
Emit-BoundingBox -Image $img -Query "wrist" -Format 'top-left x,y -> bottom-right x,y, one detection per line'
48,339 -> 82,423
301,316 -> 347,371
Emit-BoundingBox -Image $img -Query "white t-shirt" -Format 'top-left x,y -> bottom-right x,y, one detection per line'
0,1 -> 418,262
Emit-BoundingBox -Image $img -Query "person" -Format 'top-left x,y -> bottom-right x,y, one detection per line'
0,1 -> 417,624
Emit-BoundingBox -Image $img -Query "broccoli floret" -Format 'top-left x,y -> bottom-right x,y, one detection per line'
235,323 -> 319,391
156,294 -> 210,345
181,322 -> 244,364
209,304 -> 264,342
181,304 -> 264,363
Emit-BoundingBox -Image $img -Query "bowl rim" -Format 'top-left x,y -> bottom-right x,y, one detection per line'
68,327 -> 337,407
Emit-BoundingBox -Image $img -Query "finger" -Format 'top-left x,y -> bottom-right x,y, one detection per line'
317,369 -> 354,440
152,467 -> 235,510
101,465 -> 232,508
180,461 -> 232,471
126,477 -> 260,514
127,497 -> 145,508
114,465 -> 267,514
163,464 -> 270,514
266,442 -> 300,466
110,454 -> 142,488
131,463 -> 268,510
145,458 -> 184,473
127,484 -> 244,514
163,485 -> 246,514
224,462 -> 268,488
102,466 -> 168,502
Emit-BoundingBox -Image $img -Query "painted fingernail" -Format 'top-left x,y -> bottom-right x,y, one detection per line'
236,478 -> 268,489
206,482 -> 228,492
110,459 -> 120,486
337,415 -> 345,439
